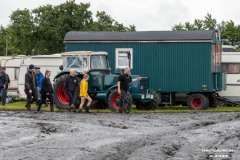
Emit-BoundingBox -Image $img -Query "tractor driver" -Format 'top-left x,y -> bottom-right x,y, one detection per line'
117,67 -> 142,113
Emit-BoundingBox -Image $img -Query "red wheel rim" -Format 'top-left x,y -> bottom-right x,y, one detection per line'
191,97 -> 203,109
111,93 -> 121,110
57,83 -> 70,105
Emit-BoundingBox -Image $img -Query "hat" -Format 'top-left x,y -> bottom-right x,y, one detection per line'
29,64 -> 35,70
35,67 -> 40,69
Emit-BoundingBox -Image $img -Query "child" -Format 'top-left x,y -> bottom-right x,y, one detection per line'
78,74 -> 92,113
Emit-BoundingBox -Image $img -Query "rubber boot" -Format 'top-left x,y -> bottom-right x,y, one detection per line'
119,100 -> 123,113
85,106 -> 91,113
27,104 -> 31,111
37,105 -> 41,111
72,105 -> 76,112
50,105 -> 54,112
68,105 -> 71,112
78,109 -> 82,113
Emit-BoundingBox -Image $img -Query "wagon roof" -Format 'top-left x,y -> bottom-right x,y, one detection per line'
61,51 -> 108,56
64,30 -> 217,42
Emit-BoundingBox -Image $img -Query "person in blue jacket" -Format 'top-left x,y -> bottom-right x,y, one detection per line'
35,67 -> 44,102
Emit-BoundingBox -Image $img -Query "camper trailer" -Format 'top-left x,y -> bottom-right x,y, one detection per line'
3,57 -> 26,97
63,30 -> 225,110
18,54 -> 62,98
0,56 -> 14,67
218,51 -> 240,101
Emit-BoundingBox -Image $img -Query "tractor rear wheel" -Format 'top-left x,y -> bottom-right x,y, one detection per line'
187,93 -> 209,110
53,74 -> 80,110
108,89 -> 132,112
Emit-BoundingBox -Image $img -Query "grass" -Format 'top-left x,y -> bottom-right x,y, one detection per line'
1,100 -> 240,113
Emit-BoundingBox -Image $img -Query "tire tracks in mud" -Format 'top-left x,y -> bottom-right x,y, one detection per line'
1,111 -> 240,160
91,112 -> 240,160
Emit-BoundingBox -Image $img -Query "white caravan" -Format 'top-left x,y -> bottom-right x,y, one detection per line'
3,57 -> 26,97
18,54 -> 62,98
218,51 -> 240,101
0,56 -> 14,66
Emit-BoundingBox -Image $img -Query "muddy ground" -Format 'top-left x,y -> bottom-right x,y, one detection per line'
0,111 -> 240,160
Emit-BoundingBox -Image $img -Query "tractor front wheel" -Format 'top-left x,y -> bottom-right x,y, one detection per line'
135,92 -> 160,110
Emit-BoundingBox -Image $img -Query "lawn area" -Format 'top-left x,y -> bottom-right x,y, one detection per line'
1,100 -> 240,113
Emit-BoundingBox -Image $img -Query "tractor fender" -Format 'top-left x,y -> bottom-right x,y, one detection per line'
53,71 -> 70,81
105,85 -> 118,103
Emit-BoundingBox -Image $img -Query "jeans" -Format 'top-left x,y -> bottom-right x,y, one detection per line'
0,88 -> 6,104
38,93 -> 53,109
66,90 -> 75,105
25,89 -> 37,108
37,87 -> 42,101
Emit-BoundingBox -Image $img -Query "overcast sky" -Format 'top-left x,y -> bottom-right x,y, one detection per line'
0,0 -> 240,31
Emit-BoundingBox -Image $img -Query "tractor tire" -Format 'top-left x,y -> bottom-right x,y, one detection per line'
135,91 -> 160,110
53,74 -> 72,110
187,93 -> 209,110
108,89 -> 132,112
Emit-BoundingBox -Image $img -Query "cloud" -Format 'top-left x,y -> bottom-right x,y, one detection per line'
0,0 -> 240,30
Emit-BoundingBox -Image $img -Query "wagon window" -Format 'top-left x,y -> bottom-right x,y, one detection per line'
222,64 -> 227,73
222,63 -> 240,74
15,68 -> 20,80
115,48 -> 133,69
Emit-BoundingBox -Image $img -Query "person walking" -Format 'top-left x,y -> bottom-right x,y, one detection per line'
78,74 -> 92,113
35,67 -> 44,102
2,67 -> 10,105
0,66 -> 8,105
117,67 -> 142,113
64,69 -> 79,111
25,64 -> 38,111
37,70 -> 54,112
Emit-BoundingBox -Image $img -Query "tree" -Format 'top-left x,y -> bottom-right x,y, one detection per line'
0,26 -> 7,55
172,13 -> 240,49
172,13 -> 217,31
7,9 -> 34,55
203,13 -> 217,30
91,11 -> 135,31
220,20 -> 240,46
2,0 -> 136,55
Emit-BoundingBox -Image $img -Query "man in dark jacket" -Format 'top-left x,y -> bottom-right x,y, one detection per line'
64,69 -> 79,111
2,67 -> 10,105
25,64 -> 38,111
0,66 -> 8,105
